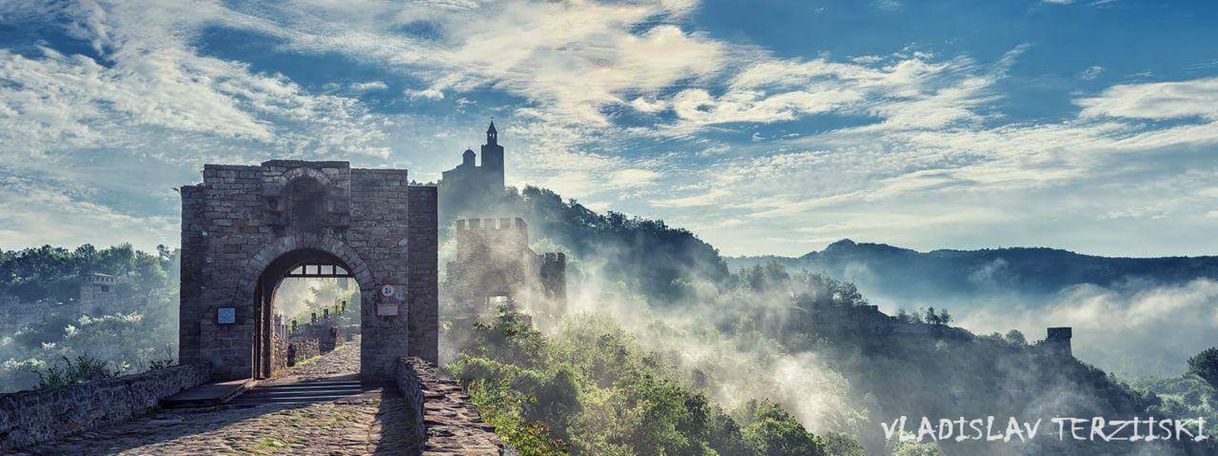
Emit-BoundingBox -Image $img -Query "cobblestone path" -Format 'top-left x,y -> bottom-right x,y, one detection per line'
24,339 -> 418,455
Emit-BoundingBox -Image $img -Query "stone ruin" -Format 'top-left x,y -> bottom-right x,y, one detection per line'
1041,326 -> 1073,357
179,160 -> 438,382
80,272 -> 120,313
444,217 -> 566,327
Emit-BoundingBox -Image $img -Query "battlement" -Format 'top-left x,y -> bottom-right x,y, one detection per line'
82,273 -> 118,285
541,252 -> 566,265
1047,327 -> 1072,340
454,217 -> 527,231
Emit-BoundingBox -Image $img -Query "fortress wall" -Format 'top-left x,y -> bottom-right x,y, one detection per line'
0,363 -> 211,451
397,357 -> 503,456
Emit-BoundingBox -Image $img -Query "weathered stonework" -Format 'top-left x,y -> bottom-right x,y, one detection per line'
1041,326 -> 1073,357
397,357 -> 503,455
272,331 -> 288,374
287,338 -> 321,366
445,217 -> 566,326
179,160 -> 438,381
0,363 -> 211,451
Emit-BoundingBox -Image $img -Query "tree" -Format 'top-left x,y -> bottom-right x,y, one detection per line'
742,401 -> 826,456
937,308 -> 952,325
1188,347 -> 1218,389
1004,330 -> 1027,346
820,432 -> 865,456
925,307 -> 940,325
891,441 -> 944,456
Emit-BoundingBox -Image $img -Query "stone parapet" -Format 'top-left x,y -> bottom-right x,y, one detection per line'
396,357 -> 502,456
0,363 -> 211,451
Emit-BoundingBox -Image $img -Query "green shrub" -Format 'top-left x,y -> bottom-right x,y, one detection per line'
33,354 -> 120,390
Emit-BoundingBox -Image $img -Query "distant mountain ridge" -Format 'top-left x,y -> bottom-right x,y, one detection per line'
727,239 -> 1218,301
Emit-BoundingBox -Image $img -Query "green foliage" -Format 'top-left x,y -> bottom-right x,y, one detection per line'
1188,347 -> 1218,389
0,244 -> 180,392
33,354 -> 120,390
1003,329 -> 1027,346
820,432 -> 866,456
888,441 -> 944,456
741,401 -> 826,456
1137,352 -> 1218,444
448,307 -> 835,456
467,378 -> 569,455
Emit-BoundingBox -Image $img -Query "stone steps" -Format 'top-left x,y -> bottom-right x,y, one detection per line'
227,379 -> 366,407
160,378 -> 255,408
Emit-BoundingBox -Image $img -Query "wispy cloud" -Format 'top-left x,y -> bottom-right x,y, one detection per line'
0,0 -> 1216,259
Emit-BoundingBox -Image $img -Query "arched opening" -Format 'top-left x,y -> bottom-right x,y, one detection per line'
251,248 -> 362,379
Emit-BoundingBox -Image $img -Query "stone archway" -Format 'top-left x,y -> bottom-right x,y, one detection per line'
241,241 -> 370,380
179,160 -> 438,382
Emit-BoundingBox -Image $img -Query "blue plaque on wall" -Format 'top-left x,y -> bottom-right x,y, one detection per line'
217,307 -> 236,325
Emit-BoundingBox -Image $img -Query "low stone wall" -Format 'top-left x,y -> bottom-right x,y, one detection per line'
0,363 -> 211,451
397,357 -> 502,456
288,338 -> 321,366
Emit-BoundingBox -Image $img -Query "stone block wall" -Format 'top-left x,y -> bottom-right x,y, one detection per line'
288,338 -> 321,365
0,363 -> 211,451
396,357 -> 502,456
272,331 -> 288,375
407,185 -> 439,364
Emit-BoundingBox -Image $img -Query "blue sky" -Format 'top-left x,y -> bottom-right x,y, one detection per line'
1,0 -> 1217,257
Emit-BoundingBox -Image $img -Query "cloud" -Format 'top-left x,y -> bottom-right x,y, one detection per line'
244,0 -> 723,126
957,279 -> 1218,376
0,175 -> 176,251
651,189 -> 732,208
607,168 -> 662,190
1,0 -> 1218,262
1076,76 -> 1218,121
1079,65 -> 1104,80
350,81 -> 388,91
0,1 -> 394,162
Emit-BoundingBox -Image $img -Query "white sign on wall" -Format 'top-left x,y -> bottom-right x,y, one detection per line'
380,284 -> 396,297
377,302 -> 399,317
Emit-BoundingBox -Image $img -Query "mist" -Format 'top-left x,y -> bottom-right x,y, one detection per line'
955,278 -> 1218,378
437,192 -> 1200,454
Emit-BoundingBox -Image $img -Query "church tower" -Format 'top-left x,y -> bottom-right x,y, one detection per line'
480,121 -> 505,190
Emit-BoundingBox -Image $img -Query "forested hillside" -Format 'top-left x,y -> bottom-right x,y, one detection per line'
727,239 -> 1218,300
0,244 -> 178,391
728,240 -> 1218,377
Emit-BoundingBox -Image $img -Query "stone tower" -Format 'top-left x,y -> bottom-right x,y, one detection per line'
480,121 -> 505,190
1044,327 -> 1072,357
444,217 -> 567,326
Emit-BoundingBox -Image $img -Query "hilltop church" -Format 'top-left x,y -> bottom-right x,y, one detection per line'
439,122 -> 505,214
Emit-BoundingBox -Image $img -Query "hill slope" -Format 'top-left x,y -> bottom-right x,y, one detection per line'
728,239 -> 1218,301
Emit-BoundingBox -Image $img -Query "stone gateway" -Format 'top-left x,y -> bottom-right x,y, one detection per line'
179,160 -> 438,381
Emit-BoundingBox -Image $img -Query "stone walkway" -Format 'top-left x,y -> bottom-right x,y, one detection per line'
23,339 -> 419,456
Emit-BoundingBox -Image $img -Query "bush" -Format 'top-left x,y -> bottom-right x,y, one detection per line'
1187,347 -> 1218,389
33,354 -> 120,390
